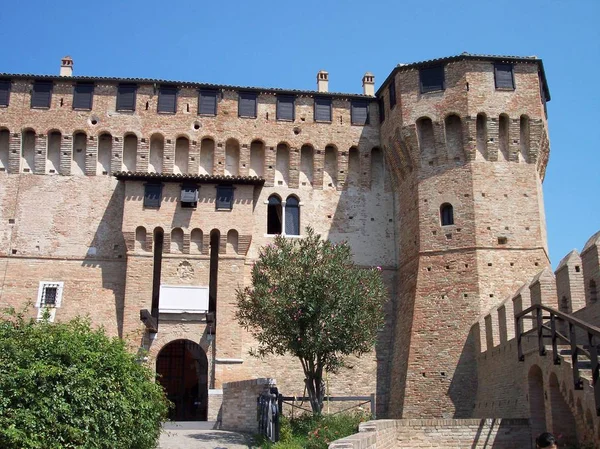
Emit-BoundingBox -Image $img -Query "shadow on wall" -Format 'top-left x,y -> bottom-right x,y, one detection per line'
81,182 -> 127,338
448,328 -> 478,418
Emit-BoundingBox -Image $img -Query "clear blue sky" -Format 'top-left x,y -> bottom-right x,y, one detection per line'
1,0 -> 598,267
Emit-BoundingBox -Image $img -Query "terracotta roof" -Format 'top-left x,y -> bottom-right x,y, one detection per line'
113,171 -> 265,185
0,73 -> 375,100
375,52 -> 550,101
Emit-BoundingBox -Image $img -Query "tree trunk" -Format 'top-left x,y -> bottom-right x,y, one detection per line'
302,358 -> 325,414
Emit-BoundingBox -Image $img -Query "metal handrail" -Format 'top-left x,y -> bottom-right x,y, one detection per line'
515,303 -> 600,416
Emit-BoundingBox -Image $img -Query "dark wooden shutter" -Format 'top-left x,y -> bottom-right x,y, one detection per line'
144,184 -> 162,208
494,64 -> 514,89
378,98 -> 385,122
117,84 -> 137,111
198,90 -> 217,115
0,80 -> 10,106
31,81 -> 52,108
73,83 -> 94,110
351,100 -> 369,125
420,66 -> 445,93
158,86 -> 177,113
238,92 -> 257,118
277,95 -> 295,121
216,186 -> 234,210
314,97 -> 332,122
388,80 -> 396,108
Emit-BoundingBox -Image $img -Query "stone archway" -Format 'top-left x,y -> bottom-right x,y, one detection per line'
156,339 -> 208,421
528,364 -> 547,438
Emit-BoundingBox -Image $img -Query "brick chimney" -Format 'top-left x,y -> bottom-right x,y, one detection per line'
317,70 -> 329,93
362,72 -> 375,96
60,56 -> 73,77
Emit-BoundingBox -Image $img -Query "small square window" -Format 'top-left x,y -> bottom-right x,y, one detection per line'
199,90 -> 218,116
31,81 -> 53,108
144,183 -> 162,208
351,100 -> 369,125
276,95 -> 295,121
36,281 -> 64,322
420,66 -> 445,93
216,185 -> 234,210
0,80 -> 11,107
117,84 -> 137,111
494,63 -> 515,90
238,92 -> 257,118
314,97 -> 332,122
73,83 -> 94,110
157,86 -> 177,113
181,185 -> 198,208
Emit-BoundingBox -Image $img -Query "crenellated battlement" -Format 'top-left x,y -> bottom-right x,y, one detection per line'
477,230 -> 600,354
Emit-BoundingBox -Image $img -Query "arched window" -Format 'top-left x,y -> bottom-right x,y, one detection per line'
21,129 -> 36,173
200,137 -> 214,175
267,195 -> 282,235
72,132 -> 87,176
227,229 -> 239,254
267,194 -> 301,236
47,131 -> 61,174
285,196 -> 300,236
123,134 -> 137,172
174,137 -> 189,174
135,226 -> 147,251
440,203 -> 454,226
97,133 -> 112,175
149,134 -> 164,173
190,228 -> 203,254
171,228 -> 184,253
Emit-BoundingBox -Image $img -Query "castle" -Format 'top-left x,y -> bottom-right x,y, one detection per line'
0,53 -> 598,445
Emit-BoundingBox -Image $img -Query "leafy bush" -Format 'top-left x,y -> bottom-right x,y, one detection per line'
0,311 -> 169,449
305,412 -> 370,449
255,411 -> 370,449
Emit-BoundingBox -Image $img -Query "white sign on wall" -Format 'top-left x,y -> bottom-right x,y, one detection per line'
159,285 -> 209,314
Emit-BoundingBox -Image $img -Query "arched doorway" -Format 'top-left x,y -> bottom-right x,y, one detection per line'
156,339 -> 208,421
528,364 -> 547,438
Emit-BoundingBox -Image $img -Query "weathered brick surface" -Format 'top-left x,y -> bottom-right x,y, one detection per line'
221,378 -> 274,433
329,418 -> 531,449
474,233 -> 600,445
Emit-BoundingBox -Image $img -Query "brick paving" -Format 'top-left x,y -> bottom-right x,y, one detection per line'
159,422 -> 256,449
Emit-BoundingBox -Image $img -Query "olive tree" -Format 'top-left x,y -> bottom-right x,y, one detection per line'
0,310 -> 169,449
236,228 -> 386,414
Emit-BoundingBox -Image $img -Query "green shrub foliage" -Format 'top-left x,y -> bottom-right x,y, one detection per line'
236,228 -> 386,413
0,311 -> 169,449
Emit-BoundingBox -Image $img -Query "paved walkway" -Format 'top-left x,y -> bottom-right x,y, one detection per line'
159,422 -> 256,449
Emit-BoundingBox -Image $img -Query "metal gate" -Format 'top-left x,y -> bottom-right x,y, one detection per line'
257,387 -> 280,442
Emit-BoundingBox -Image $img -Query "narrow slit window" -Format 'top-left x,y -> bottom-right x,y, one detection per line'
388,79 -> 396,108
440,203 -> 454,226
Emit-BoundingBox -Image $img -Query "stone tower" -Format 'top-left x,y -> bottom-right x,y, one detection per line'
378,54 -> 551,418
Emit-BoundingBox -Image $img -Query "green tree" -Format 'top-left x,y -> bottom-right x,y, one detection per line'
0,310 -> 169,449
236,228 -> 386,414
